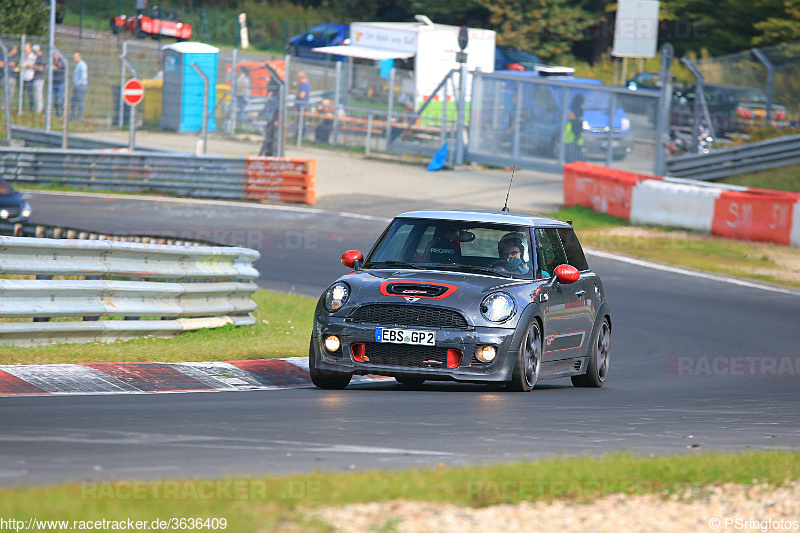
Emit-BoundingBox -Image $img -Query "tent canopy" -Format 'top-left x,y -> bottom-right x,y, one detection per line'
312,45 -> 415,61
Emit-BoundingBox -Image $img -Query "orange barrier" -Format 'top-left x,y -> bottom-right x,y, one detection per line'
563,162 -> 660,220
711,189 -> 800,246
244,157 -> 316,204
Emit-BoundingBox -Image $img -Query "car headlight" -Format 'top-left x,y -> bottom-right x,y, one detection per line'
21,201 -> 31,218
480,292 -> 515,323
621,117 -> 631,131
324,282 -> 350,312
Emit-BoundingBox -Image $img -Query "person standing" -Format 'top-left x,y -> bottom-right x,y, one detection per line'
71,52 -> 88,120
0,45 -> 19,111
21,43 -> 37,112
51,50 -> 65,119
295,71 -> 310,111
136,0 -> 147,16
235,67 -> 250,127
564,93 -> 585,163
32,44 -> 47,114
259,79 -> 280,156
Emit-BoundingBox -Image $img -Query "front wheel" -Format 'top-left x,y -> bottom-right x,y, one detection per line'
572,318 -> 610,388
309,339 -> 351,390
508,319 -> 542,392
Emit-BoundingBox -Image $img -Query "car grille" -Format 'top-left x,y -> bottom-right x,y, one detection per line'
0,207 -> 21,219
350,305 -> 468,329
361,342 -> 448,368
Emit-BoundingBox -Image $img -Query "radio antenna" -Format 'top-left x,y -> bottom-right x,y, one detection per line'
502,166 -> 515,213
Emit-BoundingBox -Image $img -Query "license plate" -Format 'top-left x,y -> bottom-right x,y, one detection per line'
376,328 -> 435,346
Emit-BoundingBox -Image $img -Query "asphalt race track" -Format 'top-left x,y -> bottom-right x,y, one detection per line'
1,192 -> 799,485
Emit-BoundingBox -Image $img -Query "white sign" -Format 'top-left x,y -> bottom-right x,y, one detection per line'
351,24 -> 417,53
612,0 -> 660,58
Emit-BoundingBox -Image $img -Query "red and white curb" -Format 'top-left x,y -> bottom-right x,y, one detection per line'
0,358 -> 390,397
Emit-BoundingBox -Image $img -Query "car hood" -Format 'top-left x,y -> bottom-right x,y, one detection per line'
0,193 -> 24,208
326,268 -> 539,328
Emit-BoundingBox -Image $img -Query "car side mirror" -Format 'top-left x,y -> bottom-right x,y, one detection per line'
341,250 -> 363,270
554,264 -> 580,284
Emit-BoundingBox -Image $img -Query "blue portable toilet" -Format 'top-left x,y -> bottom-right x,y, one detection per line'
161,42 -> 219,132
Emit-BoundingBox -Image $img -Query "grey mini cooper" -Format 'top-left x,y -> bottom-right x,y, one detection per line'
310,209 -> 611,392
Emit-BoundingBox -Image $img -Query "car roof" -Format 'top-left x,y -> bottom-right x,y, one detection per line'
396,209 -> 571,228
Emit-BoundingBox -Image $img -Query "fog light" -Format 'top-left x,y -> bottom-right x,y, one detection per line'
323,335 -> 341,353
476,345 -> 497,363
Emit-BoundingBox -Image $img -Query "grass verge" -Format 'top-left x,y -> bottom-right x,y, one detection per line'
0,289 -> 317,365
0,451 -> 797,530
547,206 -> 800,289
716,164 -> 800,193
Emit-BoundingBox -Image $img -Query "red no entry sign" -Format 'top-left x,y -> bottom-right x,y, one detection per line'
122,78 -> 144,106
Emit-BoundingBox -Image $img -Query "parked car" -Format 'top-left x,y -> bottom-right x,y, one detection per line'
671,84 -> 788,135
286,23 -> 349,60
0,179 -> 32,225
504,74 -> 634,160
495,46 -> 542,71
310,209 -> 612,392
110,10 -> 192,41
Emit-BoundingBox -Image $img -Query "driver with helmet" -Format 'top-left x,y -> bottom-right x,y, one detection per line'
495,232 -> 530,274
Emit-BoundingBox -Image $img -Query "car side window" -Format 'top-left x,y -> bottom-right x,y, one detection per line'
558,228 -> 589,271
534,228 -> 568,279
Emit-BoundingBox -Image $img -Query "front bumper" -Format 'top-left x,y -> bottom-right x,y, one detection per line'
313,316 -> 518,382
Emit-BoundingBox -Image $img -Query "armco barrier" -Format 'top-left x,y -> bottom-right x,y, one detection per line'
630,180 -> 721,233
711,189 -> 800,246
0,237 -> 260,346
0,147 -> 316,205
563,162 -> 662,220
564,162 -> 800,248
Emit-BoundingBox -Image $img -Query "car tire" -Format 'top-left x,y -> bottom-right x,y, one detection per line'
508,319 -> 542,392
572,317 -> 610,388
395,376 -> 425,386
309,339 -> 352,390
288,44 -> 298,57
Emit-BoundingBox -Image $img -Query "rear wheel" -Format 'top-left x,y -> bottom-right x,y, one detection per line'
508,319 -> 542,392
309,339 -> 351,390
572,318 -> 610,388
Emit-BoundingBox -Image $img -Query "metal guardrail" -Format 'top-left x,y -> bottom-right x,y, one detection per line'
0,146 -> 317,204
0,236 -> 260,346
666,133 -> 800,180
9,126 -> 167,152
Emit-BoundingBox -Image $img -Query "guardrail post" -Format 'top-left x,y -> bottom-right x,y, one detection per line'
0,41 -> 11,141
605,92 -> 617,167
366,112 -> 372,157
751,48 -> 775,123
654,43 -> 674,176
333,60 -> 341,148
455,62 -> 467,165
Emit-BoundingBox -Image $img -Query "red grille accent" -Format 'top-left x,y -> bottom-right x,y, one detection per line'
447,349 -> 463,369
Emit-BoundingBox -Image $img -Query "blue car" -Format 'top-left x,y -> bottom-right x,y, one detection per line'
286,23 -> 349,61
500,73 -> 634,160
0,179 -> 32,225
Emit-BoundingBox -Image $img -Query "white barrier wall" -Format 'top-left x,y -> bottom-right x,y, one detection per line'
630,180 -> 721,233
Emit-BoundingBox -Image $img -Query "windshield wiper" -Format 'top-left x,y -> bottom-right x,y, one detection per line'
363,260 -> 424,270
429,264 -> 513,278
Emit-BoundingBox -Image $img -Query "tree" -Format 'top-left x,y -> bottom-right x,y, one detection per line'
0,0 -> 49,36
473,0 -> 599,59
753,0 -> 800,46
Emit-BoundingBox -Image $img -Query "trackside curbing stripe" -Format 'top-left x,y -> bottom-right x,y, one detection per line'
0,358 -> 391,397
585,248 -> 800,296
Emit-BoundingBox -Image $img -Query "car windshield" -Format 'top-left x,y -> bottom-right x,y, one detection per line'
364,218 -> 534,280
502,47 -> 541,66
729,87 -> 767,104
568,87 -> 610,110
0,179 -> 14,197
